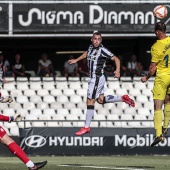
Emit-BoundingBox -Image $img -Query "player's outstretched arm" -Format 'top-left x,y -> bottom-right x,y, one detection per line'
111,55 -> 120,78
68,51 -> 87,64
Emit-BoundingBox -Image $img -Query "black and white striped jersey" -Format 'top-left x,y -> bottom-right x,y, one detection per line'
87,44 -> 114,78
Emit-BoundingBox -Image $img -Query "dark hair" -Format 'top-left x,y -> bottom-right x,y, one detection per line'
93,32 -> 102,37
155,22 -> 166,32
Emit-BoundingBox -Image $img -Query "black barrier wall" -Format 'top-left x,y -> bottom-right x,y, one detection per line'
15,128 -> 170,156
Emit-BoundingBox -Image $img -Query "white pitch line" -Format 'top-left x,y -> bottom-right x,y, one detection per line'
58,164 -> 146,170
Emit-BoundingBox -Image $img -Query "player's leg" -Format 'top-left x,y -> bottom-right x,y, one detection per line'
162,94 -> 170,134
0,113 -> 21,122
0,127 -> 47,170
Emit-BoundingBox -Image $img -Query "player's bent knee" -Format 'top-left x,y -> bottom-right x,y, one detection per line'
97,98 -> 103,104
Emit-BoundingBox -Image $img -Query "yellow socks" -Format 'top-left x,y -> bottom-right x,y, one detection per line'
163,104 -> 170,128
154,110 -> 162,137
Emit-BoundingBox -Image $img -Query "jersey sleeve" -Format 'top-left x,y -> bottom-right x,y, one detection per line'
151,46 -> 160,63
101,48 -> 114,59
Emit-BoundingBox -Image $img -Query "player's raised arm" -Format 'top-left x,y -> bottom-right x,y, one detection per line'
68,51 -> 87,64
111,55 -> 120,78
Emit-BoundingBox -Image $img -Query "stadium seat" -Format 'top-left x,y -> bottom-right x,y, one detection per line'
143,101 -> 154,110
94,114 -> 106,127
30,82 -> 42,90
104,89 -> 115,96
37,89 -> 49,96
137,108 -> 151,115
32,121 -> 46,127
16,96 -> 29,104
117,102 -> 129,110
10,126 -> 19,136
52,115 -> 65,127
29,77 -> 41,82
76,88 -> 87,97
120,114 -> 133,120
120,76 -> 132,82
107,77 -> 119,81
30,109 -> 43,118
134,114 -> 147,120
50,89 -> 62,96
128,121 -> 142,127
63,89 -> 75,96
147,82 -> 154,89
81,82 -> 88,89
107,114 -> 121,127
77,102 -> 87,109
18,121 -> 32,128
70,95 -> 82,104
3,109 -> 15,116
56,82 -> 68,89
97,108 -> 110,115
36,101 -> 49,109
30,95 -> 42,103
17,109 -> 29,118
4,77 -> 15,83
10,89 -> 22,97
43,108 -> 56,117
115,89 -> 128,96
63,102 -> 76,110
70,108 -> 83,116
16,77 -> 28,83
55,77 -> 67,81
50,102 -> 63,109
110,108 -> 123,115
23,102 -> 36,110
128,89 -> 141,97
95,102 -> 104,110
136,95 -> 149,103
43,81 -> 55,90
66,115 -> 79,126
57,95 -> 69,103
57,108 -> 69,116
17,82 -> 29,90
68,77 -> 80,82
81,77 -> 89,82
3,83 -> 16,90
69,82 -> 81,89
4,122 -> 17,129
121,82 -> 133,89
9,102 -> 22,110
133,101 -> 143,109
134,82 -> 146,89
24,89 -> 36,97
107,81 -> 121,89
142,89 -> 152,97
124,107 -> 136,115
133,76 -> 142,81
43,95 -> 55,103
0,89 -> 9,96
42,77 -> 54,82
0,103 -> 8,110
103,103 -> 116,110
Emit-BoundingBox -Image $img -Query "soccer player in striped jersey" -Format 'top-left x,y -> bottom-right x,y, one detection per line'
141,22 -> 170,147
69,32 -> 135,136
0,113 -> 47,169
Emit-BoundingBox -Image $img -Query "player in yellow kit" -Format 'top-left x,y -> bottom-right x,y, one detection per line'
141,22 -> 170,147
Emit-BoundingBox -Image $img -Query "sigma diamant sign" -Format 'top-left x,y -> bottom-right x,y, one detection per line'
12,3 -> 168,33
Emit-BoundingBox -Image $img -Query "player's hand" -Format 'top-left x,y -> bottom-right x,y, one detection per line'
13,113 -> 22,122
114,70 -> 120,78
141,76 -> 147,83
68,59 -> 77,64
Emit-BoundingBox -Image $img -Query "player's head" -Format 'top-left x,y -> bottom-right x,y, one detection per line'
154,22 -> 166,37
91,32 -> 102,48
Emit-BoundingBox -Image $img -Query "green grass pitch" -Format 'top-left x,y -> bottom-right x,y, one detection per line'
1,155 -> 170,170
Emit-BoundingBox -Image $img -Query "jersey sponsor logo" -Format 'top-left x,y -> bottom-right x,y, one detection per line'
25,135 -> 47,148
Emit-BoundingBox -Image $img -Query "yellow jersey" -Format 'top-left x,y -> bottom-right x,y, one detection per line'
151,36 -> 170,75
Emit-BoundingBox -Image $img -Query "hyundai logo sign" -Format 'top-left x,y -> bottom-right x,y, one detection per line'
25,135 -> 46,148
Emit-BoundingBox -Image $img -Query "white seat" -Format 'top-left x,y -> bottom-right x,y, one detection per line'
37,89 -> 49,97
16,77 -> 28,83
55,77 -> 67,81
50,102 -> 63,109
134,82 -> 146,89
4,77 -> 15,83
9,102 -> 22,110
10,89 -> 22,97
104,89 -> 115,96
97,108 -> 110,115
25,114 -> 38,120
30,109 -> 43,117
23,102 -> 36,110
124,107 -> 136,115
70,95 -> 82,104
133,76 -> 142,81
117,102 -> 129,110
76,88 -> 87,97
50,89 -> 62,96
110,108 -> 123,115
0,103 -> 8,110
32,122 -> 46,127
94,114 -> 106,127
142,89 -> 153,97
147,82 -> 154,89
39,115 -> 52,120
3,83 -> 16,90
43,82 -> 55,90
57,95 -> 69,103
107,77 -> 119,81
70,108 -> 83,116
56,82 -> 68,89
43,108 -> 56,117
68,77 -> 80,82
29,77 -> 41,82
134,101 -> 143,109
77,102 -> 87,109
63,89 -> 75,96
17,82 -> 29,90
143,101 -> 154,110
57,108 -> 69,116
107,114 -> 120,120
16,96 -> 29,104
138,108 -> 151,115
115,89 -> 128,96
42,77 -> 54,82
129,89 -> 141,96
81,82 -> 88,89
10,126 -> 19,136
30,82 -> 42,90
30,95 -> 42,103
24,89 -> 36,97
0,89 -> 9,96
66,115 -> 79,127
107,82 -> 121,89
120,76 -> 132,82
120,114 -> 133,120
121,82 -> 133,89
128,121 -> 142,127
17,109 -> 29,118
63,102 -> 76,110
3,109 -> 15,116
103,103 -> 116,110
136,95 -> 149,103
141,121 -> 153,127
36,101 -> 49,109
69,82 -> 81,89
4,122 -> 17,128
95,102 -> 104,110
18,121 -> 32,128
43,95 -> 55,103
134,115 -> 147,120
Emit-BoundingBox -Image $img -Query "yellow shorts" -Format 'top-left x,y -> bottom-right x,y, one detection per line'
152,74 -> 170,100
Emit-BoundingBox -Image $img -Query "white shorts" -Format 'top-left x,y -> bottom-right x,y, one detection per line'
87,75 -> 107,99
